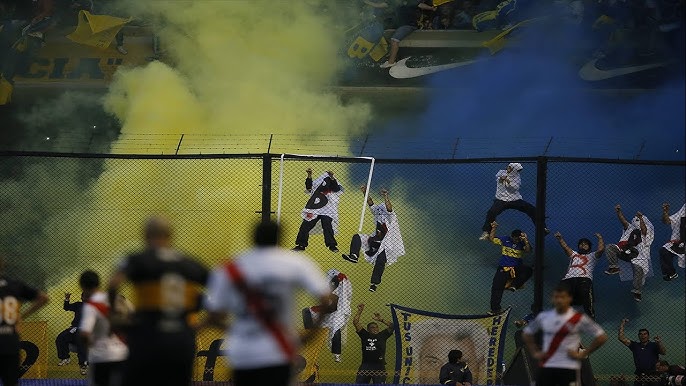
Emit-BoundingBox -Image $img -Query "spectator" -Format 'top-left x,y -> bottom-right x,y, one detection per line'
303,268 -> 353,362
293,169 -> 343,252
604,205 -> 655,302
55,291 -> 88,375
107,215 -> 209,386
439,349 -> 473,386
554,231 -> 605,319
618,318 -> 666,384
203,221 -> 335,386
78,270 -> 129,386
522,283 -> 608,386
659,202 -> 684,281
0,255 -> 49,386
479,163 -> 548,241
487,221 -> 532,315
353,303 -> 394,384
380,0 -> 437,68
342,186 -> 405,292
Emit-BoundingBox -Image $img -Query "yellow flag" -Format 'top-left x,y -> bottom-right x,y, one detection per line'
296,328 -> 328,383
67,10 -> 131,49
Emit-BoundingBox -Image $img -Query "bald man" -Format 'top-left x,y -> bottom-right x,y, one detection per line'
108,216 -> 209,386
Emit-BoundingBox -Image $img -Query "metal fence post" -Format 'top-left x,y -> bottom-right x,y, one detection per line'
533,156 -> 548,313
262,154 -> 272,223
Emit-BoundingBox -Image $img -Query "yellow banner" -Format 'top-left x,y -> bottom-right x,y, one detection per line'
19,321 -> 48,378
296,328 -> 328,382
391,305 -> 510,385
67,10 -> 131,49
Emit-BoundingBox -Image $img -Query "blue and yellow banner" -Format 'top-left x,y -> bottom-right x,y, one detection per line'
390,304 -> 510,385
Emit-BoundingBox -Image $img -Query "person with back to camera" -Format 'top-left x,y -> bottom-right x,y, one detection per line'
439,349 -> 473,386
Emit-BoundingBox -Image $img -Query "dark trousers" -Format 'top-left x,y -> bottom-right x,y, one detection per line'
660,246 -> 679,276
233,364 -> 291,386
332,329 -> 342,355
91,361 -> 125,386
537,367 -> 578,386
295,215 -> 337,248
482,199 -> 542,232
56,327 -> 87,365
115,31 -> 124,47
355,362 -> 387,384
490,265 -> 533,311
0,351 -> 20,386
122,328 -> 196,386
561,277 -> 595,319
349,234 -> 388,284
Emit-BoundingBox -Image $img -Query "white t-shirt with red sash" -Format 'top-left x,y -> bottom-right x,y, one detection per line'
523,308 -> 605,370
79,291 -> 128,364
204,247 -> 330,370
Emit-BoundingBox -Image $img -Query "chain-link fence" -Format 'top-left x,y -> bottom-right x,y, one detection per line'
1,152 -> 683,385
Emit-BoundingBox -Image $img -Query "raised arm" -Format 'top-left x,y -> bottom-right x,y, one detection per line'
488,221 -> 498,242
662,203 -> 671,225
417,2 -> 437,11
327,171 -> 342,192
22,291 -> 49,319
381,189 -> 392,212
353,303 -> 364,332
615,205 -> 630,230
305,168 -> 313,192
554,232 -> 574,257
521,232 -> 531,253
618,318 -> 631,347
361,185 -> 374,206
372,312 -> 393,332
595,233 -> 605,256
654,335 -> 666,355
636,212 -> 647,236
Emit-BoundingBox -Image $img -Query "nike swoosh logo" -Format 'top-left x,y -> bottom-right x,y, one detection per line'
578,58 -> 668,81
389,57 -> 479,79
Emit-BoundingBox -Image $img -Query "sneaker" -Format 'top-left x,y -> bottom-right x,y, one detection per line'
507,286 -> 517,292
544,227 -> 550,235
334,354 -> 341,362
604,267 -> 620,275
369,284 -> 377,292
632,292 -> 642,302
329,246 -> 339,252
58,358 -> 70,366
487,309 -> 502,316
479,231 -> 489,240
80,365 -> 88,375
292,245 -> 305,251
342,253 -> 358,263
663,272 -> 678,281
379,60 -> 396,69
116,45 -> 128,55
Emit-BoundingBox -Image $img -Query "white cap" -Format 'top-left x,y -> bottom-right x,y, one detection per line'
508,163 -> 523,171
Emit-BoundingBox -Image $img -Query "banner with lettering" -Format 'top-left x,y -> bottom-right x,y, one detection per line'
19,321 -> 48,378
390,304 -> 510,385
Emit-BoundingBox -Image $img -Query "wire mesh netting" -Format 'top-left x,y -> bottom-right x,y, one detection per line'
0,152 -> 683,385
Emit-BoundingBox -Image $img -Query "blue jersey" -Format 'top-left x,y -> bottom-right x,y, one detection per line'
492,236 -> 527,266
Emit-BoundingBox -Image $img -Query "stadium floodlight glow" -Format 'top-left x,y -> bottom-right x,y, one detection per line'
276,154 -> 375,233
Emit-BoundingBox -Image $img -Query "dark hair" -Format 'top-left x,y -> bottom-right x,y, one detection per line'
255,221 -> 279,246
448,349 -> 463,363
367,322 -> 378,330
639,328 -> 650,335
578,238 -> 593,251
79,270 -> 100,290
511,229 -> 522,238
553,282 -> 573,296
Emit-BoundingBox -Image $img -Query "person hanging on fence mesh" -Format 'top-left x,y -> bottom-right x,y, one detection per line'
342,186 -> 405,292
202,220 -> 336,386
0,255 -> 49,386
522,283 -> 608,386
353,303 -> 394,384
107,215 -> 209,386
659,202 -> 685,281
554,231 -> 605,319
479,162 -> 549,241
603,205 -> 655,302
293,168 -> 343,252
78,270 -> 129,386
55,290 -> 88,374
302,268 -> 353,363
487,221 -> 532,315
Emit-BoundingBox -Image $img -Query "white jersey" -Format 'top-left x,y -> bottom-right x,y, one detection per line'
663,204 -> 685,266
79,292 -> 128,364
361,203 -> 405,266
617,216 -> 655,283
494,169 -> 522,201
319,270 -> 353,347
523,308 -> 605,370
562,251 -> 599,280
204,247 -> 330,370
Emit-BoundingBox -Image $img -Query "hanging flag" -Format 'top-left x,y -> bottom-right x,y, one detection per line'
390,304 -> 511,385
67,10 -> 131,49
